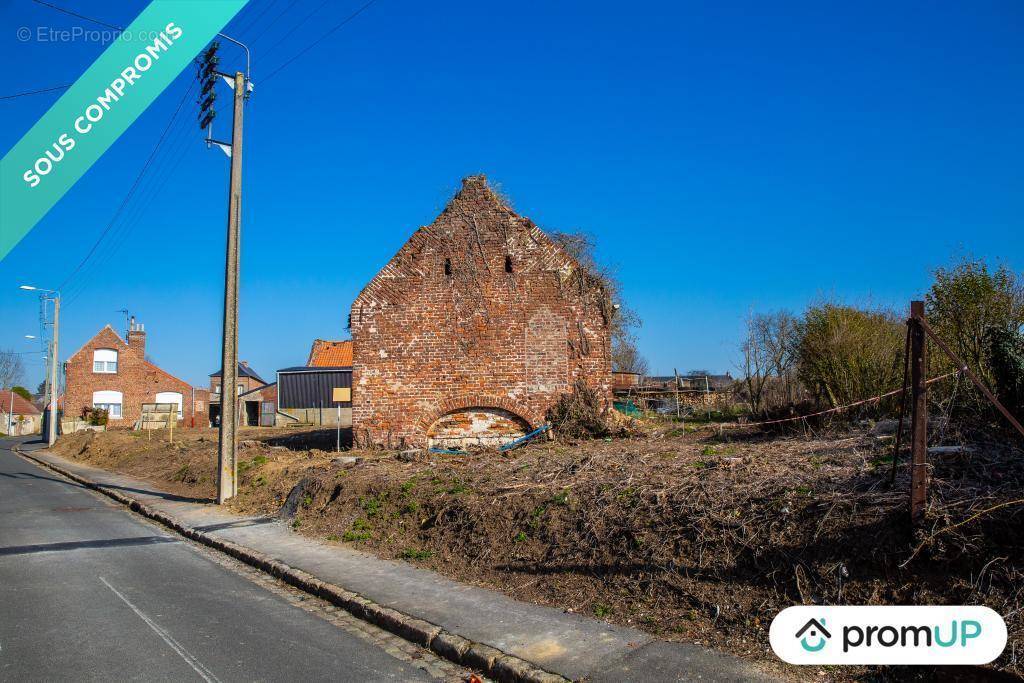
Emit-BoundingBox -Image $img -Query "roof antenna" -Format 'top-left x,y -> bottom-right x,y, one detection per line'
117,309 -> 130,337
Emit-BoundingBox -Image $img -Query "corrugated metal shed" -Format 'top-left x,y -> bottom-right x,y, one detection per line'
277,367 -> 352,409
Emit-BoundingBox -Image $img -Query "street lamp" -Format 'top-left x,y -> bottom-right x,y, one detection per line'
19,285 -> 60,446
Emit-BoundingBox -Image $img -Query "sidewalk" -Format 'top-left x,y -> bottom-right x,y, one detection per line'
16,441 -> 776,682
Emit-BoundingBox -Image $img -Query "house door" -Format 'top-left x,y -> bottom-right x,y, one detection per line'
244,401 -> 260,426
260,401 -> 275,427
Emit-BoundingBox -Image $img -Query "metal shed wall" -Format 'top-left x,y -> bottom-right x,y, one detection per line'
278,368 -> 352,409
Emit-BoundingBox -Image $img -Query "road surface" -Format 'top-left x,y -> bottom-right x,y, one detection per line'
0,437 -> 465,682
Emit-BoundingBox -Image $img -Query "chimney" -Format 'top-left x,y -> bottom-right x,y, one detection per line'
127,317 -> 147,357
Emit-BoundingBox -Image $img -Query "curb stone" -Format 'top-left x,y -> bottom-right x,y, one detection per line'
14,446 -> 569,683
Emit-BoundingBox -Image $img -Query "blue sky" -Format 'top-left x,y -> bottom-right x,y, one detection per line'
1,0 -> 1021,389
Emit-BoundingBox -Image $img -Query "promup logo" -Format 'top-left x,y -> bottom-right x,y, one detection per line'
770,606 -> 1006,665
795,618 -> 831,652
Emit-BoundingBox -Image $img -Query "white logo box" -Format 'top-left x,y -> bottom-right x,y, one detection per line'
770,605 -> 1007,665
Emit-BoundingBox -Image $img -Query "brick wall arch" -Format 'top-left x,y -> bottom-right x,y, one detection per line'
418,393 -> 538,434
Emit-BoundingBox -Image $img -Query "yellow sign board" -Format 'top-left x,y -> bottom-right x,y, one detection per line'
332,387 -> 351,403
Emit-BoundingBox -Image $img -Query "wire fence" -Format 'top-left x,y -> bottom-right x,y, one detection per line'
719,370 -> 962,430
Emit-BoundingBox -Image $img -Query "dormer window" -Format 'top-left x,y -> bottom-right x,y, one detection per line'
93,349 -> 118,373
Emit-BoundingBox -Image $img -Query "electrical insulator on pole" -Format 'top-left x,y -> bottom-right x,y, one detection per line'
196,41 -> 220,137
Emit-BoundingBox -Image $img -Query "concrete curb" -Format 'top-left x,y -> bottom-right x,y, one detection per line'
15,446 -> 568,683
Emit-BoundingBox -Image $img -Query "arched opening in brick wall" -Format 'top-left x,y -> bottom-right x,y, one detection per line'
427,407 -> 530,450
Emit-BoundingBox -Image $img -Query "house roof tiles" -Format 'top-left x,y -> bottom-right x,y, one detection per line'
307,340 -> 352,367
0,391 -> 41,415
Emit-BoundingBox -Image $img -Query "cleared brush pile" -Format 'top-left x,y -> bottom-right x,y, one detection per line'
50,424 -> 1024,678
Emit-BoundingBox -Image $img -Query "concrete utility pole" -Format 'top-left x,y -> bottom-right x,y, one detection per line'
48,295 -> 60,447
216,70 -> 246,504
909,300 -> 927,525
19,285 -> 59,445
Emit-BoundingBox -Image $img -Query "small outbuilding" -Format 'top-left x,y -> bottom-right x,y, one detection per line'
277,366 -> 352,427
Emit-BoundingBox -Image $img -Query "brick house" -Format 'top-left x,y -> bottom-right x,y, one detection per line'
208,362 -> 269,426
63,320 -> 208,428
0,391 -> 41,435
350,175 -> 612,448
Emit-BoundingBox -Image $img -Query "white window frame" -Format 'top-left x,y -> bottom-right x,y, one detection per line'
92,349 -> 118,374
155,391 -> 184,419
92,390 -> 123,419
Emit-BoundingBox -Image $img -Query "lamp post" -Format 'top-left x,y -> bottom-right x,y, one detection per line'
20,286 -> 60,446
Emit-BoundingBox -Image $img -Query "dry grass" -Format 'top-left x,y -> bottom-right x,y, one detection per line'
51,421 -> 1024,681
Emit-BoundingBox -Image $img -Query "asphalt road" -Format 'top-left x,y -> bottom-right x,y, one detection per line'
0,437 -> 449,682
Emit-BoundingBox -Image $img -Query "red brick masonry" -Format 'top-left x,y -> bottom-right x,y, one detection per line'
351,175 -> 612,447
64,325 -> 208,428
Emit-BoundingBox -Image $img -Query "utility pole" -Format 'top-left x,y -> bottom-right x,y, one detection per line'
19,285 -> 60,445
197,35 -> 251,503
48,295 -> 60,447
909,300 -> 927,525
6,389 -> 13,435
213,70 -> 245,503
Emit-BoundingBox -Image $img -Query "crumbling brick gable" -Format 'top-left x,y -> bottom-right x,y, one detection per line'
351,175 -> 612,447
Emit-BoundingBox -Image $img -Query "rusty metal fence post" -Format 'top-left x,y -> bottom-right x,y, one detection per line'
909,301 -> 928,525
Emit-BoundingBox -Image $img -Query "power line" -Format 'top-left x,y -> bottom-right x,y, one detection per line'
260,0 -> 379,84
4,3 -> 121,102
0,84 -> 72,100
63,87 -> 198,305
30,0 -> 123,31
62,91 -> 197,306
4,4 -> 119,102
246,0 -> 301,47
59,83 -> 195,294
62,100 -> 195,306
257,0 -> 334,63
231,0 -> 280,38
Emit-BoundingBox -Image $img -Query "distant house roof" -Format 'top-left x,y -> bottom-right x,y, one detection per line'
0,392 -> 41,416
239,382 -> 277,400
307,340 -> 352,367
210,362 -> 267,384
642,373 -> 735,390
278,366 -> 351,373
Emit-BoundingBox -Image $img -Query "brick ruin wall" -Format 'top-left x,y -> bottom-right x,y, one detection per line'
350,176 -> 612,448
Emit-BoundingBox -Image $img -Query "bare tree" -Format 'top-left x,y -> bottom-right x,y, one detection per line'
738,314 -> 771,415
612,334 -> 649,374
752,311 -> 800,404
549,230 -> 648,374
0,350 -> 25,390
